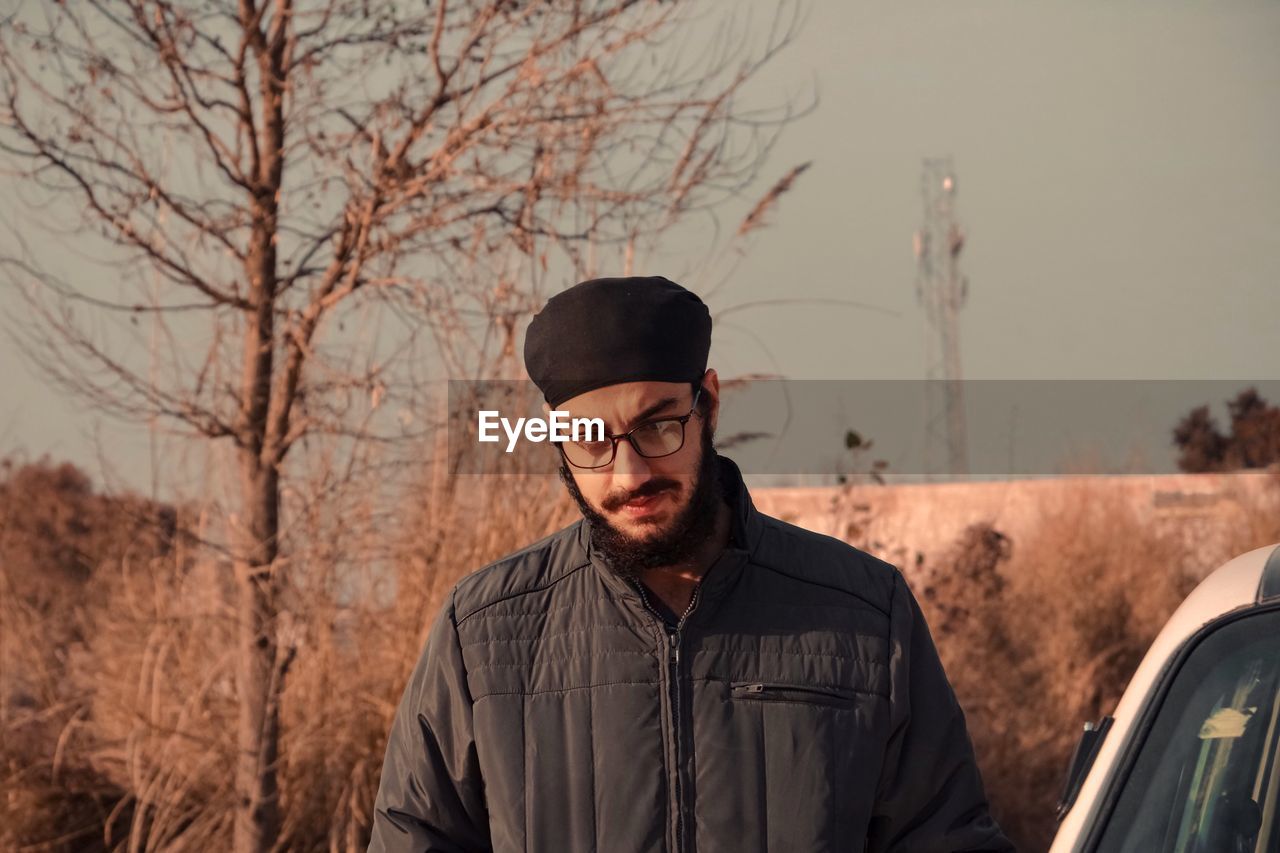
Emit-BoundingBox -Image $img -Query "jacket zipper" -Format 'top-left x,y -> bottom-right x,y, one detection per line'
633,580 -> 702,853
730,682 -> 860,704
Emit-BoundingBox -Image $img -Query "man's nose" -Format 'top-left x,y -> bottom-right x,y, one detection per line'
610,437 -> 652,489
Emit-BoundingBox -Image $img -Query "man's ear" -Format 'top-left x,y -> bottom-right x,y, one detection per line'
542,400 -> 552,418
702,368 -> 721,434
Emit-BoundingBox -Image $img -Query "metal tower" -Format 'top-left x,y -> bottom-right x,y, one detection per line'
913,157 -> 970,478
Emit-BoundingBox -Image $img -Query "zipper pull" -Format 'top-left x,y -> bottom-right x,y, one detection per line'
744,683 -> 764,694
669,631 -> 680,666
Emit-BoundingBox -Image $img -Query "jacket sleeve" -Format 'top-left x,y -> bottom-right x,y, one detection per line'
368,589 -> 491,853
867,570 -> 1017,853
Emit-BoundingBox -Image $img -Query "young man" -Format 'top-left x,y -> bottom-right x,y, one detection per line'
369,276 -> 1014,853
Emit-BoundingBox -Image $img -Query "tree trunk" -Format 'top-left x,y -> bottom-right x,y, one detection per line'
233,460 -> 283,852
234,234 -> 284,851
234,5 -> 290,847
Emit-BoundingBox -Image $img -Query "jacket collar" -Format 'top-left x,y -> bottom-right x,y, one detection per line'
578,453 -> 762,607
719,453 -> 764,554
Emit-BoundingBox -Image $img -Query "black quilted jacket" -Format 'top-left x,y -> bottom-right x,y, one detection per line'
369,455 -> 1015,853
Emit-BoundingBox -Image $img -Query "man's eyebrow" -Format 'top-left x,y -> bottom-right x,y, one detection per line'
623,396 -> 682,430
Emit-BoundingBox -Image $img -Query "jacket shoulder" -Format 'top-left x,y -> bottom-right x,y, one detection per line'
750,511 -> 900,616
451,522 -> 589,623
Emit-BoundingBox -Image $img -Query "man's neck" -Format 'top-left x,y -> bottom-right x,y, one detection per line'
637,495 -> 732,620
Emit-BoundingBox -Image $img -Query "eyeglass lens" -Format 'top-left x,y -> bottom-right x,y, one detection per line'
562,418 -> 686,469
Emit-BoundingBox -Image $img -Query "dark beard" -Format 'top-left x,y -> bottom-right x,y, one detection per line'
559,423 -> 723,579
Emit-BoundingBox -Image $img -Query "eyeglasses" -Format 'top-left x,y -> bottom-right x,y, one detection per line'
559,387 -> 702,470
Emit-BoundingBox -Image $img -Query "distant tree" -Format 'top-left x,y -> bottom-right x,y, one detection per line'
1173,405 -> 1229,473
1223,387 -> 1280,470
1173,387 -> 1280,473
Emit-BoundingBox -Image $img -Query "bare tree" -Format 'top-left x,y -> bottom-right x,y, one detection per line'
0,1 -> 801,849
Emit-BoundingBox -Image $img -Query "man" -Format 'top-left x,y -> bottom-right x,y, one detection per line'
369,276 -> 1014,853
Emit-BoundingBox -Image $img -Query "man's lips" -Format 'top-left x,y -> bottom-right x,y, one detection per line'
619,490 -> 669,516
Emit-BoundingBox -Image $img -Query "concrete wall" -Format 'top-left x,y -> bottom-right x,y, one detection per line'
752,471 -> 1279,579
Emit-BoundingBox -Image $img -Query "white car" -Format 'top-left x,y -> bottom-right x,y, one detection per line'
1050,542 -> 1280,853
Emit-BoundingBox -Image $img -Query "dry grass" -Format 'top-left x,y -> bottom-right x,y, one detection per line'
1,454 -> 574,852
912,471 -> 1280,851
4,457 -> 1277,851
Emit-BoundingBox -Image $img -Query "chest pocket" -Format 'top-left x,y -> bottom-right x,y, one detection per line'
729,680 -> 864,710
693,677 -> 886,850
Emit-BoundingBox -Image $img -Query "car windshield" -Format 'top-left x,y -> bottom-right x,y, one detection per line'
1097,608 -> 1280,853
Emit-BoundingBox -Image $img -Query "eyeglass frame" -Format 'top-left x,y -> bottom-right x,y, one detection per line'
557,385 -> 704,470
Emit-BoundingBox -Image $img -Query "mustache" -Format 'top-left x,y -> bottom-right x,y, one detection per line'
601,478 -> 681,512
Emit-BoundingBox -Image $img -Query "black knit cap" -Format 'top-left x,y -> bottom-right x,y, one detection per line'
523,276 -> 712,408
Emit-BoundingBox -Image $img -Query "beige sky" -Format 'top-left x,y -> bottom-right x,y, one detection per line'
3,0 -> 1278,489
695,0 -> 1280,382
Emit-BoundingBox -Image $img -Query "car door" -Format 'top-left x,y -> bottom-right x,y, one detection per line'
1089,607 -> 1280,853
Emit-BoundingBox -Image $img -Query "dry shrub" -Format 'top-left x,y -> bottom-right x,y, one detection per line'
915,476 -> 1280,852
77,548 -> 239,849
2,450 -> 573,851
1,458 -> 180,850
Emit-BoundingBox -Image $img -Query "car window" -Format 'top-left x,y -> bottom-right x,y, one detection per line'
1096,608 -> 1280,853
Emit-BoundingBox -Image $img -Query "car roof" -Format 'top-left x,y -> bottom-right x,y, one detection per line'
1143,542 -> 1280,661
1050,541 -> 1280,853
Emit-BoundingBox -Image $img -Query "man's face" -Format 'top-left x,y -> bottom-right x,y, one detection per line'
553,372 -> 723,575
